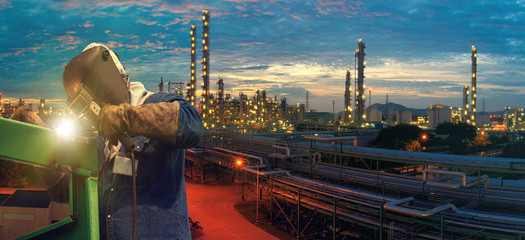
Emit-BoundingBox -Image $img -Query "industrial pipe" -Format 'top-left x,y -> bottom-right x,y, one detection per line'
423,169 -> 488,189
214,147 -> 264,165
384,197 -> 457,217
242,165 -> 290,176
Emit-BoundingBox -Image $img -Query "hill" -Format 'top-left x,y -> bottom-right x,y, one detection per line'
366,103 -> 428,116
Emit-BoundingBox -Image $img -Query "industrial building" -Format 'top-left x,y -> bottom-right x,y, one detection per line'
428,104 -> 452,129
366,108 -> 382,122
396,109 -> 412,125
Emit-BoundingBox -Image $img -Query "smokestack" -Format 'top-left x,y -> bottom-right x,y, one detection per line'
470,46 -> 477,126
463,84 -> 469,123
344,69 -> 352,123
201,10 -> 210,128
355,39 -> 366,125
187,25 -> 197,107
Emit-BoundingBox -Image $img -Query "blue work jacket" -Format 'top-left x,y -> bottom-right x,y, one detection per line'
98,93 -> 203,239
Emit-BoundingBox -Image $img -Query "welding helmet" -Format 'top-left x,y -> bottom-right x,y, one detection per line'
63,43 -> 130,111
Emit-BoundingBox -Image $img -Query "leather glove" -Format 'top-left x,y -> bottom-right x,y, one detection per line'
10,106 -> 48,127
97,101 -> 180,145
96,103 -> 131,144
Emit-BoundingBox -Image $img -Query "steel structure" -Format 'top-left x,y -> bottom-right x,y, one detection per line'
158,77 -> 164,92
463,84 -> 469,123
355,39 -> 366,125
344,69 -> 352,123
186,131 -> 525,239
471,46 -> 477,126
217,77 -> 224,126
201,10 -> 210,128
166,81 -> 186,95
0,118 -> 99,240
280,97 -> 287,122
306,90 -> 309,113
187,24 -> 197,106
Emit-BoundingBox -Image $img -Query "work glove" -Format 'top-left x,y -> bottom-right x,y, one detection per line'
10,106 -> 48,127
97,101 -> 180,145
96,103 -> 131,145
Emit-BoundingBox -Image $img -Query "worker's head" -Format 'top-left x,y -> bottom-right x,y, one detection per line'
62,43 -> 130,107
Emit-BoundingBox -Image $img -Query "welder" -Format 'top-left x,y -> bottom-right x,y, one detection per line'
61,43 -> 203,239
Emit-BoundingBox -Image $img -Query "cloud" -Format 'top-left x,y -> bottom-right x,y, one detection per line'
55,0 -> 160,10
0,0 -> 12,10
54,34 -> 82,51
152,33 -> 168,38
105,30 -> 139,39
236,42 -> 265,47
83,21 -> 94,28
138,19 -> 157,26
157,2 -> 213,14
235,5 -> 247,11
105,41 -> 124,48
225,0 -> 260,2
2,0 -> 525,113
163,17 -> 192,27
0,46 -> 41,58
144,40 -> 166,51
314,0 -> 361,15
223,65 -> 272,72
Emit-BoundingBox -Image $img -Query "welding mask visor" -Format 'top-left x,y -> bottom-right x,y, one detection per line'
63,45 -> 130,117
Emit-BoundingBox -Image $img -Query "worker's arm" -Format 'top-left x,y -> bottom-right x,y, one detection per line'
97,94 -> 203,148
10,106 -> 48,127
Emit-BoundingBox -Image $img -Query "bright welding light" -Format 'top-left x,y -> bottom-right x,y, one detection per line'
55,118 -> 77,139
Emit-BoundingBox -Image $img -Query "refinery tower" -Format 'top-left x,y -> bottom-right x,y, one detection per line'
354,39 -> 366,125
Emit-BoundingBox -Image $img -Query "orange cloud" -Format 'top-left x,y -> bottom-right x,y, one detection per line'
82,21 -> 94,28
138,19 -> 157,26
145,40 -> 166,51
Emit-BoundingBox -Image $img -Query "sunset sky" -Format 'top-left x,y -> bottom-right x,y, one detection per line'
1,0 -> 524,112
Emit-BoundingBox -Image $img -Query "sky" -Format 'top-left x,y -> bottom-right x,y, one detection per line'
1,0 -> 525,112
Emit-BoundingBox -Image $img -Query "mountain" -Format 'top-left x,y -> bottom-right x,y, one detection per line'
365,103 -> 506,117
366,103 -> 428,116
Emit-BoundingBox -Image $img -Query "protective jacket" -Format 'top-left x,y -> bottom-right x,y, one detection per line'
98,83 -> 202,239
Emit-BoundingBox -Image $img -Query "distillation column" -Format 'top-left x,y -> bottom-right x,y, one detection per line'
217,77 -> 224,126
344,69 -> 352,123
187,25 -> 197,107
470,46 -> 477,126
201,10 -> 210,128
463,84 -> 469,123
281,97 -> 287,122
355,39 -> 366,125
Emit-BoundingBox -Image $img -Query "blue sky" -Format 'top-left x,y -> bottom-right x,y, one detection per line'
1,0 -> 524,112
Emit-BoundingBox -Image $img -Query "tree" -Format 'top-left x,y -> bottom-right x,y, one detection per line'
503,140 -> 525,158
372,124 -> 423,150
435,122 -> 477,154
405,140 -> 422,152
435,122 -> 476,140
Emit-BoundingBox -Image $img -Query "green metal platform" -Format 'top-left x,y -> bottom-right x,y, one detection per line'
0,117 -> 99,240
